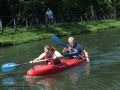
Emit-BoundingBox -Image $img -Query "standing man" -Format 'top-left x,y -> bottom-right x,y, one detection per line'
62,37 -> 90,62
45,8 -> 54,26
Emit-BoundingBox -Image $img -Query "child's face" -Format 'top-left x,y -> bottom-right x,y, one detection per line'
44,47 -> 48,53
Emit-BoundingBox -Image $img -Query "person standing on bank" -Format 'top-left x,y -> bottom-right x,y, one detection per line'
45,8 -> 54,26
62,37 -> 90,62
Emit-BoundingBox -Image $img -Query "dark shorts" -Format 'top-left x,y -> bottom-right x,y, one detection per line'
47,18 -> 53,21
45,58 -> 62,65
54,58 -> 61,65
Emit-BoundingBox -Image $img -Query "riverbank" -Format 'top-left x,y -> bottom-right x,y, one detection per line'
0,20 -> 120,47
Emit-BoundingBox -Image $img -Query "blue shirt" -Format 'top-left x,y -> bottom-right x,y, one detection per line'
46,10 -> 53,19
67,43 -> 84,59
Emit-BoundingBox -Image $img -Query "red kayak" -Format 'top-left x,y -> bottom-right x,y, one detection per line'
26,58 -> 86,77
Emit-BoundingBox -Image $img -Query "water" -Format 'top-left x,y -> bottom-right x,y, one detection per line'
0,29 -> 120,90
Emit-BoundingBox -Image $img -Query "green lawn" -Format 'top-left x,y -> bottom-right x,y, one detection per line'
0,20 -> 120,47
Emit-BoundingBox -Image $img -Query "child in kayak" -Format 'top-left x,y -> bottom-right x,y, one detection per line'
29,45 -> 62,65
62,37 -> 90,62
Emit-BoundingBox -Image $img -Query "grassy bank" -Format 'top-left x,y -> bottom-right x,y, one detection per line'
0,20 -> 120,47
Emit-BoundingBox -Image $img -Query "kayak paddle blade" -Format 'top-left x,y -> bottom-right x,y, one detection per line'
51,35 -> 66,46
1,63 -> 21,72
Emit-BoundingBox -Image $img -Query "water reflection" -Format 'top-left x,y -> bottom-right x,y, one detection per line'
1,77 -> 16,90
2,77 -> 16,85
1,77 -> 31,90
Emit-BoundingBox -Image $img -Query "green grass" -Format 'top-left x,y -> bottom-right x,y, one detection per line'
0,20 -> 120,47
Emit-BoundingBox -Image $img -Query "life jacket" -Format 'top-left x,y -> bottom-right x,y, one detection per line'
45,50 -> 55,65
44,50 -> 62,65
67,43 -> 84,59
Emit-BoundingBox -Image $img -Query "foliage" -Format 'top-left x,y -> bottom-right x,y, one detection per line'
0,0 -> 119,18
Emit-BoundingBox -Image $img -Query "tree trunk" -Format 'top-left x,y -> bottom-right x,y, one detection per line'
90,0 -> 97,18
115,0 -> 120,18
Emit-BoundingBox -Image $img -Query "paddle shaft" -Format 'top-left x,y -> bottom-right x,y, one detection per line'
30,52 -> 83,64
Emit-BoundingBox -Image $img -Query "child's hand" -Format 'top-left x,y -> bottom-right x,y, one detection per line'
29,60 -> 33,64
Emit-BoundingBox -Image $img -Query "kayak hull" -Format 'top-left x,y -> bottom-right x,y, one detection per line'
26,58 -> 86,77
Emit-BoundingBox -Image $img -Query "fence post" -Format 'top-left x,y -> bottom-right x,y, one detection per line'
80,16 -> 83,23
36,17 -> 39,25
26,18 -> 28,28
0,19 -> 2,30
14,17 -> 16,29
0,18 -> 3,34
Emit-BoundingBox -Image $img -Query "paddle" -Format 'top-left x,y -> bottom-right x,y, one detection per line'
2,63 -> 26,73
51,34 -> 66,47
51,34 -> 86,59
1,59 -> 46,73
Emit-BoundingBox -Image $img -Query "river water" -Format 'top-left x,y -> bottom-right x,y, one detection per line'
0,29 -> 120,90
